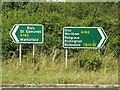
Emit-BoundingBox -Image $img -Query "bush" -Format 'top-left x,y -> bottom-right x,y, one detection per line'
79,50 -> 102,71
2,2 -> 119,62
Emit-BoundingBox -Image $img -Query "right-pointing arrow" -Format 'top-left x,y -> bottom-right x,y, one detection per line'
12,26 -> 19,42
97,28 -> 105,48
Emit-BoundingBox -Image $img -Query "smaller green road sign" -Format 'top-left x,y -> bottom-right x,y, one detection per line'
63,27 -> 107,48
10,24 -> 44,44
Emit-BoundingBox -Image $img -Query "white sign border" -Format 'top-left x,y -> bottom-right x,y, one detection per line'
63,27 -> 107,49
10,24 -> 44,44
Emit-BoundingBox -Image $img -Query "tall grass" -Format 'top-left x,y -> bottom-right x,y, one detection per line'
2,49 -> 118,85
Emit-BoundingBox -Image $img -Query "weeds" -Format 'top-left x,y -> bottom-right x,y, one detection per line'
2,50 -> 118,85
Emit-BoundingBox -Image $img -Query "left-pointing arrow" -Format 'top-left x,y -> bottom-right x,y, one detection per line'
12,26 -> 19,42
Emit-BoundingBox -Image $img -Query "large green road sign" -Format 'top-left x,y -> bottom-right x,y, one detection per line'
63,27 -> 107,48
10,24 -> 44,43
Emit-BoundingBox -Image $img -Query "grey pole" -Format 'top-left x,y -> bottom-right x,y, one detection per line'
98,49 -> 100,55
66,49 -> 68,70
33,44 -> 35,67
19,44 -> 22,66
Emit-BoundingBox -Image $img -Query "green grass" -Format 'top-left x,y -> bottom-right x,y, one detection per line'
2,57 -> 118,85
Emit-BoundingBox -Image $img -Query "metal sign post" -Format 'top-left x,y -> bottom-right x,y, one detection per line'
63,27 -> 108,70
33,44 -> 35,67
65,49 -> 68,70
10,24 -> 44,66
98,49 -> 101,55
19,44 -> 22,66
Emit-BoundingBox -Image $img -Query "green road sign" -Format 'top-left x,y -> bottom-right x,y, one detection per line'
10,24 -> 44,43
63,27 -> 107,48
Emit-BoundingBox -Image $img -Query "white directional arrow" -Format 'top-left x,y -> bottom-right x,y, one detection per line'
12,26 -> 19,42
10,24 -> 44,43
97,28 -> 105,48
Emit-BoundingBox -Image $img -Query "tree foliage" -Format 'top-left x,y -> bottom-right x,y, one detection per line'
2,2 -> 119,70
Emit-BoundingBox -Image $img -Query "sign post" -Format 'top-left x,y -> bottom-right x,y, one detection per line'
66,49 -> 68,70
10,24 -> 44,65
33,44 -> 35,67
19,44 -> 22,66
63,27 -> 107,70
